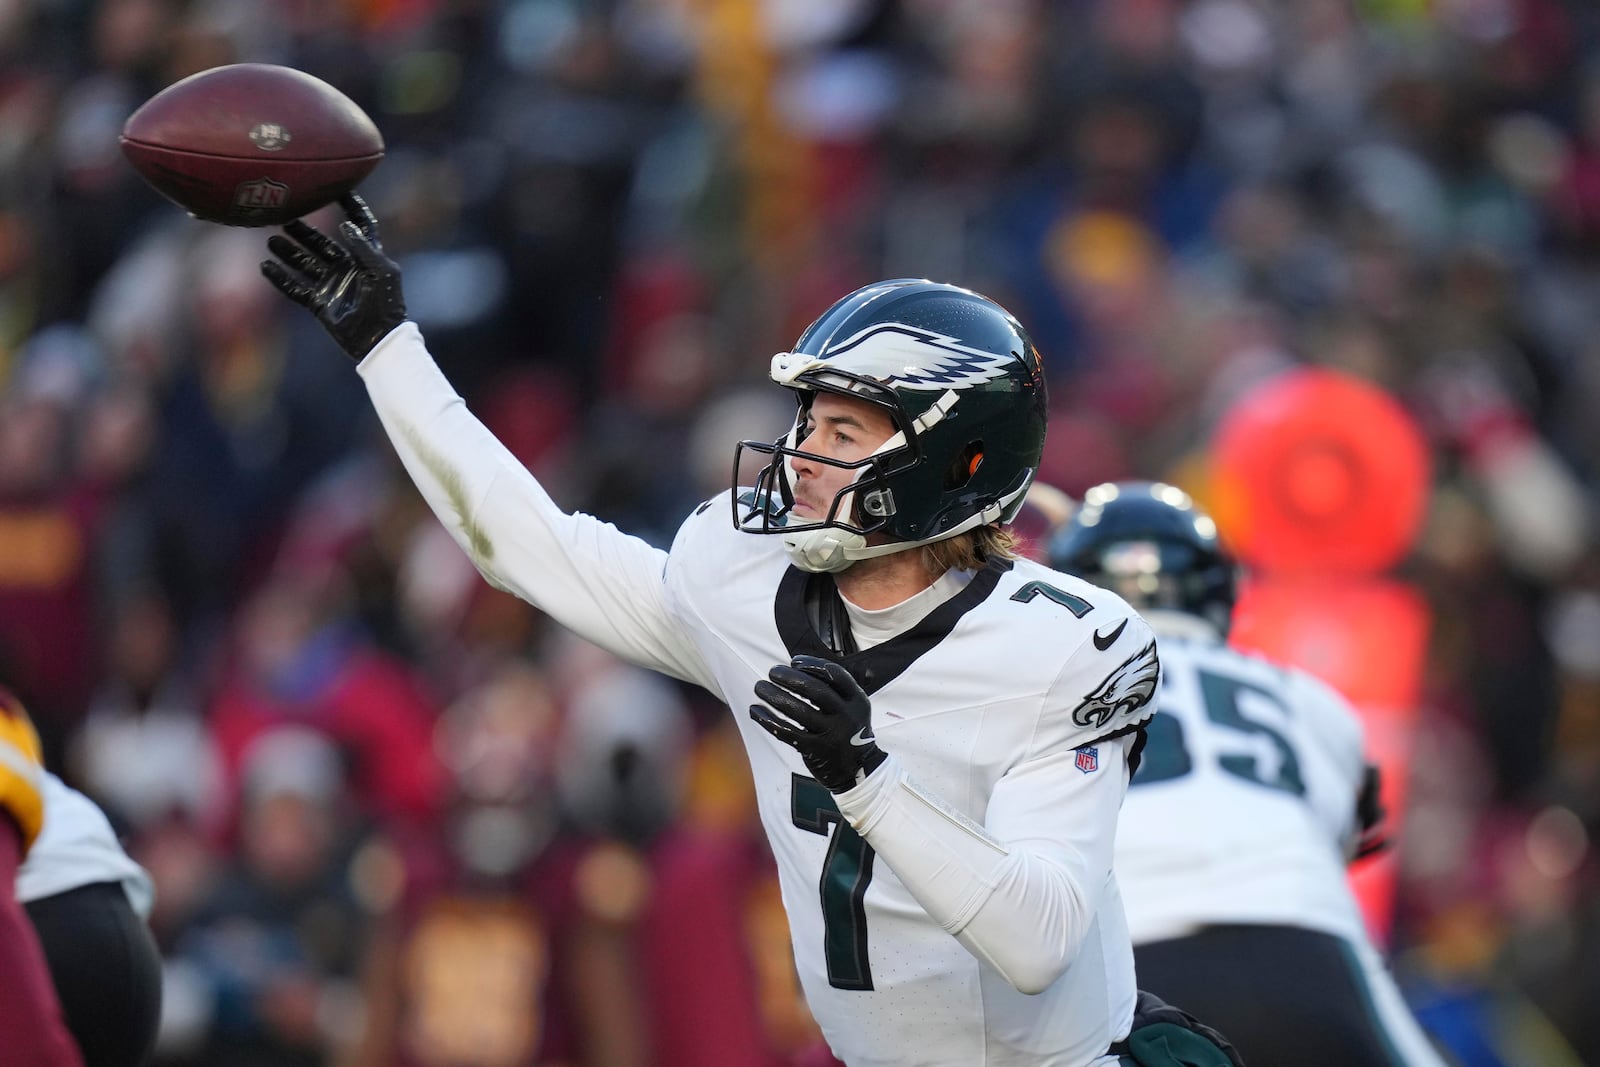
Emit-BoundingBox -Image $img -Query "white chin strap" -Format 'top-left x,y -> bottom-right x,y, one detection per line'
781,504 -> 1004,573
781,528 -> 869,573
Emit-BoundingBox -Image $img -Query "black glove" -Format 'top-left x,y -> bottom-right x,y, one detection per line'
260,193 -> 407,361
750,655 -> 887,793
1352,762 -> 1388,861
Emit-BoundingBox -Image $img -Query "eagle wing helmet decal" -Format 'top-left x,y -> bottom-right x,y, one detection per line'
771,323 -> 1020,392
1073,639 -> 1161,730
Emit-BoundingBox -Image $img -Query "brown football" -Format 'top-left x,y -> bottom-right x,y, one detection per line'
120,63 -> 384,227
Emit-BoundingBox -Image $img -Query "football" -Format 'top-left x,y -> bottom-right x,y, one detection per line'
120,63 -> 384,227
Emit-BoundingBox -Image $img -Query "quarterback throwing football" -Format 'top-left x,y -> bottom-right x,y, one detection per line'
260,198 -> 1240,1067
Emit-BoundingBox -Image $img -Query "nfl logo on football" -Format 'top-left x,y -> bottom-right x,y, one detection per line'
234,178 -> 289,211
1075,746 -> 1099,774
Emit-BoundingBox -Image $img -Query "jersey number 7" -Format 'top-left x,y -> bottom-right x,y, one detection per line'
792,774 -> 876,990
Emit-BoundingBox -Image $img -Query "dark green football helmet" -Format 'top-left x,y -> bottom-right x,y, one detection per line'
733,279 -> 1048,572
1048,481 -> 1238,636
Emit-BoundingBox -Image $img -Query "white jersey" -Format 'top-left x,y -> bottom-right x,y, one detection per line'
1115,630 -> 1368,945
1115,626 -> 1449,1067
359,324 -> 1164,1066
17,772 -> 154,918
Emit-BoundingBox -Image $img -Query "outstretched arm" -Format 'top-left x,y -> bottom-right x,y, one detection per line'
261,201 -> 719,695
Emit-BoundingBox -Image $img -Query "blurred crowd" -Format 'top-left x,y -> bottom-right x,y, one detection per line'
1,0 -> 1598,1064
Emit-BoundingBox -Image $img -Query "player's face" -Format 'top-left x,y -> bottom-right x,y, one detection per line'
789,392 -> 897,523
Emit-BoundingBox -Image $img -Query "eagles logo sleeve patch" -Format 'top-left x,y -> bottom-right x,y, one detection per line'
1073,639 -> 1161,730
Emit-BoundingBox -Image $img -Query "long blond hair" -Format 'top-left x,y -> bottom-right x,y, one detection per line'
919,524 -> 1021,577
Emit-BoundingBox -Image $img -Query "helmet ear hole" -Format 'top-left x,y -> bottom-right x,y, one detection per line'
946,442 -> 984,490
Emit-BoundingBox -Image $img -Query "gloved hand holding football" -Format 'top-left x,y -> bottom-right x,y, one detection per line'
261,193 -> 408,361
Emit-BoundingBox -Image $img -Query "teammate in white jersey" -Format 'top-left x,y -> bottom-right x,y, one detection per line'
1050,482 -> 1450,1067
259,200 -> 1244,1067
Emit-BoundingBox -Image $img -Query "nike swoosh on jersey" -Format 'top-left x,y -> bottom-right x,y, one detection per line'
1093,619 -> 1128,651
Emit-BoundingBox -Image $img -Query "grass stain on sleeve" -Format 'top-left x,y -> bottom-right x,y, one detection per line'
401,423 -> 495,566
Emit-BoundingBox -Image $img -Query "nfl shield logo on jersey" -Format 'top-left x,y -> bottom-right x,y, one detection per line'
1075,746 -> 1099,774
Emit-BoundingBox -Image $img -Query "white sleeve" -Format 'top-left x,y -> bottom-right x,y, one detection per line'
833,735 -> 1132,995
356,323 -> 720,697
1290,670 -> 1369,850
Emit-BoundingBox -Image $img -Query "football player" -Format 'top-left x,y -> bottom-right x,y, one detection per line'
0,688 -> 86,1067
261,198 -> 1243,1066
1050,482 -> 1450,1067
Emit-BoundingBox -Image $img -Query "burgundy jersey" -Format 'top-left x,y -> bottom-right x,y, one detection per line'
383,832 -> 593,1067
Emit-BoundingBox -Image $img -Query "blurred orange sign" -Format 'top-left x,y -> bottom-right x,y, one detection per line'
1211,368 -> 1429,577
